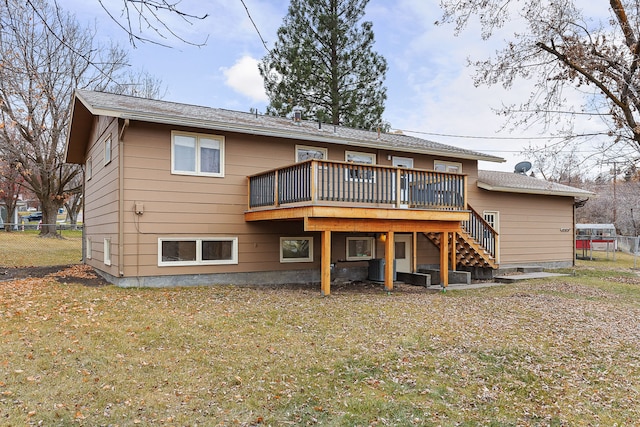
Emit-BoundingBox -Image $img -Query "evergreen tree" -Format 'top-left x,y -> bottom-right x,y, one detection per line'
259,0 -> 388,129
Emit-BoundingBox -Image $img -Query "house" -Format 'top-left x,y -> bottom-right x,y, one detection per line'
64,90 -> 593,294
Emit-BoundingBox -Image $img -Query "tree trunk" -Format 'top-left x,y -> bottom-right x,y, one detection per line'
40,203 -> 61,237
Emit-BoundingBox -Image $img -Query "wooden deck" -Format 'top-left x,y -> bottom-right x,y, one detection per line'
245,160 -> 497,294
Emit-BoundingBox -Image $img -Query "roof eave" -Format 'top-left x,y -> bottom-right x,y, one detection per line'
477,181 -> 595,198
79,100 -> 505,163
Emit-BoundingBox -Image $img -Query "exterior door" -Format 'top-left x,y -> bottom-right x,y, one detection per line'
392,156 -> 414,206
394,234 -> 412,273
483,211 -> 500,262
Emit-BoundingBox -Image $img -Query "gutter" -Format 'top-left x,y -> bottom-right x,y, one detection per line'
75,92 -> 504,164
477,181 -> 595,198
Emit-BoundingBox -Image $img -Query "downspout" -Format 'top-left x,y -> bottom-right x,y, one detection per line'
118,118 -> 129,277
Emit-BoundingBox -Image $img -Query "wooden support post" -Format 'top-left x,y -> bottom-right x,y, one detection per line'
385,231 -> 395,291
450,231 -> 457,271
412,231 -> 418,273
440,231 -> 449,289
321,230 -> 331,296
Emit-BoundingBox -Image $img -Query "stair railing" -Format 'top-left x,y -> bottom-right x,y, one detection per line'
462,205 -> 498,261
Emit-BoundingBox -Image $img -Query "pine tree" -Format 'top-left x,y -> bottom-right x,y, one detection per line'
259,0 -> 388,129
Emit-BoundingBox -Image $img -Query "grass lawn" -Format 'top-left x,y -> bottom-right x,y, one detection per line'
2,255 -> 640,425
0,230 -> 82,267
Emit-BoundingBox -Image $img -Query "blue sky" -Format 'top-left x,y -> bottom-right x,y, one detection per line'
61,0 -> 612,173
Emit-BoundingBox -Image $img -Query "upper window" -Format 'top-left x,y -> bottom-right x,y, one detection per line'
104,135 -> 112,165
434,160 -> 462,173
86,157 -> 93,181
346,237 -> 375,261
345,151 -> 376,182
158,237 -> 238,266
280,237 -> 314,263
172,131 -> 224,177
296,145 -> 327,162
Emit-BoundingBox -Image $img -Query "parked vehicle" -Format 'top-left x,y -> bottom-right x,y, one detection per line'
25,211 -> 43,222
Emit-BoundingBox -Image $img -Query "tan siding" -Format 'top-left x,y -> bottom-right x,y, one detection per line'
468,183 -> 575,265
83,117 -> 121,277
78,117 -> 569,281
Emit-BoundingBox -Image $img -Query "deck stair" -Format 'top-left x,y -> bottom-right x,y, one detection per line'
425,204 -> 498,269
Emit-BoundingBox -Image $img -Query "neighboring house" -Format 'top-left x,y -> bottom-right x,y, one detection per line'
64,90 -> 593,294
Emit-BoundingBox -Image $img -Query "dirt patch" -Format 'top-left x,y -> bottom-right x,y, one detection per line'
0,264 -> 110,287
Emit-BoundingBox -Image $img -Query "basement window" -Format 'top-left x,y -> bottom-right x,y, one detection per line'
346,237 -> 375,261
158,237 -> 238,266
104,238 -> 111,266
280,237 -> 313,263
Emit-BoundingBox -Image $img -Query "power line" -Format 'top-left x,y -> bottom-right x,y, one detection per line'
240,0 -> 270,52
394,128 -> 606,141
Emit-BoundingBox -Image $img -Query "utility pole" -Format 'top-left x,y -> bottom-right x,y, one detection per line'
603,161 -> 619,228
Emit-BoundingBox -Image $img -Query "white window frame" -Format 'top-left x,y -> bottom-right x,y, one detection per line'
434,160 -> 462,173
158,237 -> 238,266
104,238 -> 111,266
345,151 -> 376,182
280,237 -> 314,263
483,211 -> 499,231
295,145 -> 327,162
346,236 -> 375,261
104,135 -> 112,166
171,131 -> 225,177
86,237 -> 92,260
86,157 -> 93,181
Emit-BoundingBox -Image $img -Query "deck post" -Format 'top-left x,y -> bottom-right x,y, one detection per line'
450,231 -> 457,271
385,231 -> 394,291
412,231 -> 418,273
440,231 -> 449,289
321,230 -> 332,296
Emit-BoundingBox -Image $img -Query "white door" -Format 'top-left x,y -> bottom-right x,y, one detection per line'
394,234 -> 412,273
392,156 -> 414,206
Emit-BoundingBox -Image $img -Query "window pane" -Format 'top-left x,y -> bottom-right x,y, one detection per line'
162,240 -> 196,262
395,242 -> 406,259
104,137 -> 112,164
174,135 -> 196,172
348,239 -> 372,258
200,138 -> 220,174
202,240 -> 233,261
297,148 -> 325,162
282,239 -> 310,259
347,153 -> 373,164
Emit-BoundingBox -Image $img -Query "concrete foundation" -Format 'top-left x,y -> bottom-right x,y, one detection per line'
95,265 -> 371,288
396,272 -> 431,287
417,266 -> 471,285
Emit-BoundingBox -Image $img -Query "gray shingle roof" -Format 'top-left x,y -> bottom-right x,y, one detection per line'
477,170 -> 594,197
73,90 -> 504,163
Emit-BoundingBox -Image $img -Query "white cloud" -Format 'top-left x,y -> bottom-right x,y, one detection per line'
221,55 -> 268,103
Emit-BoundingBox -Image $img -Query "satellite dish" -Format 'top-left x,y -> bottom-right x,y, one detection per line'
514,161 -> 532,174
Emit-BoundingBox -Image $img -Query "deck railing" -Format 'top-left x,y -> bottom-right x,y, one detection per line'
462,206 -> 498,260
248,160 -> 467,211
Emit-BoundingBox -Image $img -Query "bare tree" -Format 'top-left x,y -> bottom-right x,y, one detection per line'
521,142 -> 587,185
63,171 -> 84,228
25,0 -> 209,48
0,0 -> 150,237
438,0 -> 640,156
0,157 -> 24,232
96,0 -> 209,47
